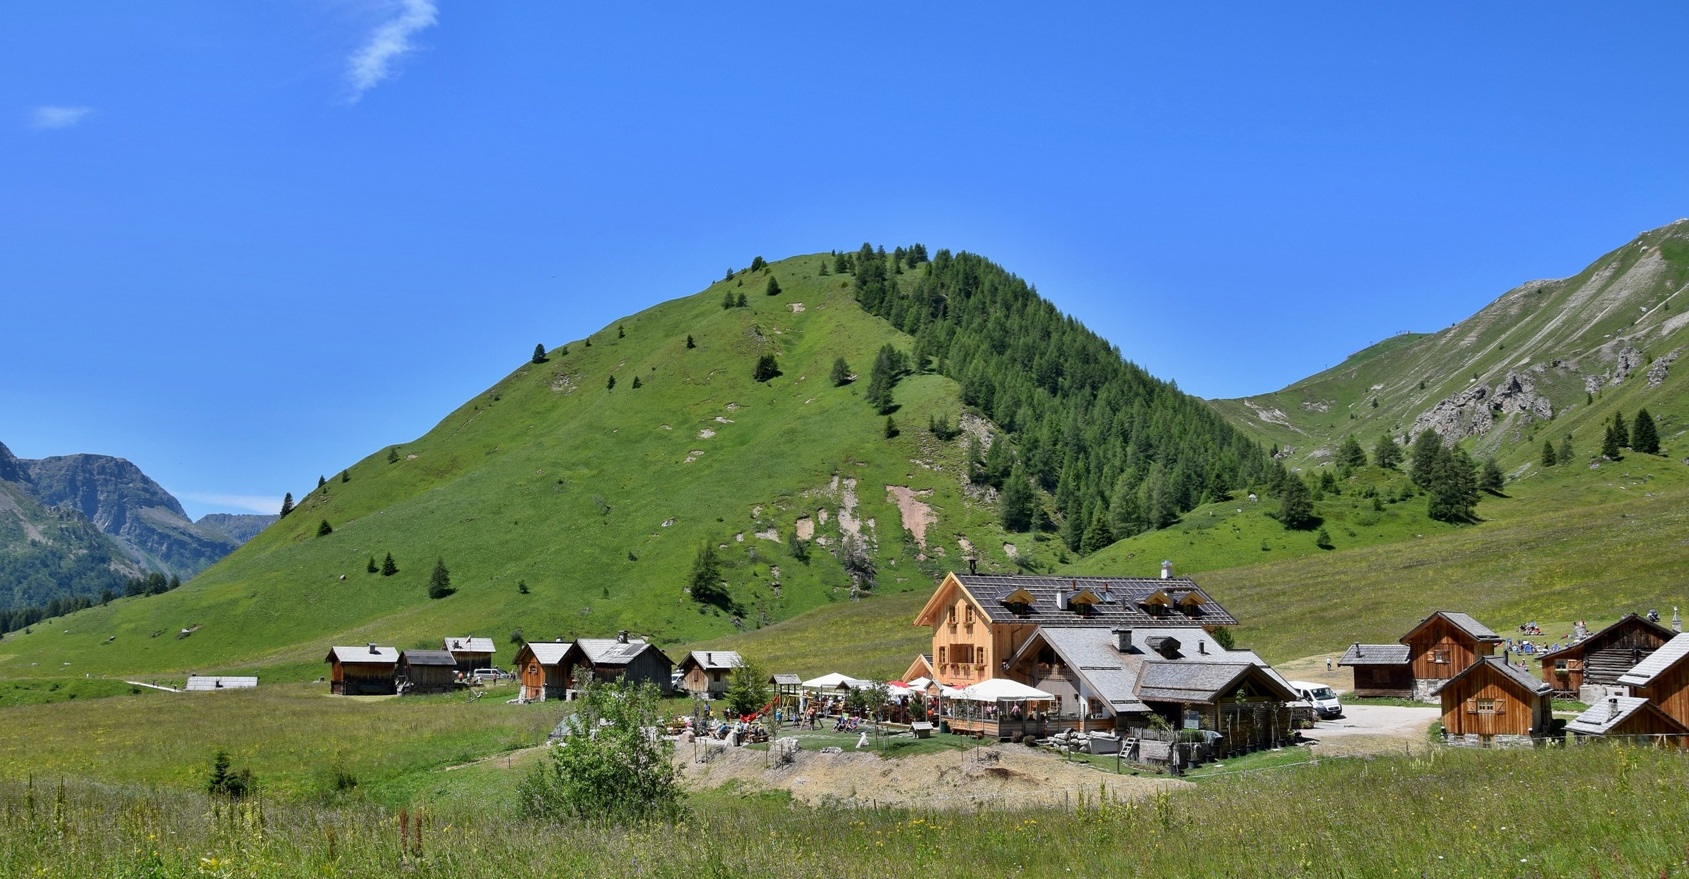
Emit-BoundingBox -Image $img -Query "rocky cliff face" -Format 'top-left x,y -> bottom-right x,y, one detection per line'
195,513 -> 278,544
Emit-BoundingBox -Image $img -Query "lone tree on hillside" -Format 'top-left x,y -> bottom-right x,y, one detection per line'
516,676 -> 685,824
735,291 -> 748,307
765,276 -> 781,296
607,375 -> 616,391
685,334 -> 696,349
721,291 -> 735,310
883,416 -> 899,438
381,553 -> 398,576
687,542 -> 729,610
427,558 -> 453,599
316,519 -> 333,537
317,475 -> 327,489
279,493 -> 294,518
830,356 -> 851,386
532,343 -> 548,364
1277,475 -> 1316,530
1633,409 -> 1661,454
1336,435 -> 1367,469
1480,457 -> 1505,494
1541,439 -> 1558,467
752,353 -> 780,382
1373,434 -> 1402,469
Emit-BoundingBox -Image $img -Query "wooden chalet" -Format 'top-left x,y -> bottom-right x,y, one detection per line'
1337,642 -> 1413,698
325,644 -> 399,695
1538,614 -> 1676,700
912,570 -> 1236,689
1564,695 -> 1689,746
1618,632 -> 1689,729
514,640 -> 572,702
1401,611 -> 1503,701
998,623 -> 1298,751
677,650 -> 741,696
398,649 -> 459,695
901,653 -> 936,685
562,631 -> 674,694
1434,655 -> 1553,745
443,636 -> 497,674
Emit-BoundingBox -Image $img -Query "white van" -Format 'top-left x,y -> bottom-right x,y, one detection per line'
1288,681 -> 1343,720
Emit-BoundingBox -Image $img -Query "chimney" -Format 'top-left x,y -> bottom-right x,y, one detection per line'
967,557 -> 977,575
1056,590 -> 1070,611
1353,641 -> 1362,658
1198,640 -> 1207,655
706,652 -> 713,664
1609,696 -> 1621,721
1675,606 -> 1682,633
1160,560 -> 1172,580
617,630 -> 629,644
1114,629 -> 1133,652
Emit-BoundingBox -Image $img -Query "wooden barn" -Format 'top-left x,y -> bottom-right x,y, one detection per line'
1538,614 -> 1676,700
677,650 -> 741,696
443,636 -> 497,674
514,640 -> 572,702
1565,695 -> 1689,746
398,649 -> 460,695
1402,611 -> 1503,701
1337,642 -> 1413,698
325,644 -> 399,695
563,631 -> 673,694
1435,655 -> 1553,745
1618,633 -> 1689,728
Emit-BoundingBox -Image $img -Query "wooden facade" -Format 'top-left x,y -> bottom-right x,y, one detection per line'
1404,612 -> 1500,684
1620,634 -> 1689,729
514,642 -> 571,702
678,650 -> 740,696
562,634 -> 674,694
398,649 -> 459,695
325,645 -> 399,696
1437,656 -> 1552,741
1538,614 -> 1675,698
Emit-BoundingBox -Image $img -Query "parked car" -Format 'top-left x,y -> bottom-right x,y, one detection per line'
471,668 -> 504,685
1288,680 -> 1343,719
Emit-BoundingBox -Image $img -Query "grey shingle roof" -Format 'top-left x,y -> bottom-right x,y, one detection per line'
1012,625 -> 1291,710
401,649 -> 458,667
522,642 -> 571,666
444,636 -> 496,654
1338,644 -> 1410,667
769,673 -> 801,686
682,650 -> 742,671
1134,661 -> 1261,703
1404,611 -> 1502,644
327,645 -> 399,664
575,638 -> 666,667
1618,632 -> 1689,687
1564,696 -> 1661,736
1432,655 -> 1552,697
184,675 -> 257,691
953,574 -> 1237,627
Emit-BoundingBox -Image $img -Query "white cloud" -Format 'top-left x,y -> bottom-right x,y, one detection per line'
177,493 -> 285,515
29,106 -> 92,130
346,0 -> 439,102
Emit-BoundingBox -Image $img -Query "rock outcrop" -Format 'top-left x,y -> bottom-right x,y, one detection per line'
1408,372 -> 1552,443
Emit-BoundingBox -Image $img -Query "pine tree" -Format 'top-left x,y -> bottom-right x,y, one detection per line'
367,556 -> 378,574
1633,409 -> 1660,454
1336,435 -> 1367,468
606,375 -> 616,391
617,325 -> 625,338
340,470 -> 350,483
999,465 -> 1034,532
518,580 -> 529,594
1278,475 -> 1315,530
1480,457 -> 1505,493
1611,412 -> 1630,449
687,543 -> 728,609
818,261 -> 829,276
1373,435 -> 1402,469
724,267 -> 735,281
1559,434 -> 1574,466
1080,508 -> 1115,554
750,256 -> 766,272
381,553 -> 397,576
631,376 -> 642,389
1601,423 -> 1622,459
387,448 -> 400,464
685,335 -> 696,349
883,416 -> 899,438
1427,446 -> 1479,523
1409,430 -> 1443,489
735,292 -> 747,307
1541,440 -> 1558,467
317,475 -> 326,488
765,276 -> 781,296
532,343 -> 548,364
752,353 -> 780,382
316,519 -> 333,536
279,492 -> 294,518
830,356 -> 851,386
722,291 -> 735,310
427,558 -> 453,599
1315,527 -> 1333,549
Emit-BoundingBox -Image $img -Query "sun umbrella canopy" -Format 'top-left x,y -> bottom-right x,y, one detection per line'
958,678 -> 1057,702
801,672 -> 853,689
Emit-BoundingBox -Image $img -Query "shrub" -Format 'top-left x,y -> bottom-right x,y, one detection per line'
516,677 -> 686,824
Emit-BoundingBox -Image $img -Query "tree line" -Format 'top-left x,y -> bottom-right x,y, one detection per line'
840,243 -> 1274,552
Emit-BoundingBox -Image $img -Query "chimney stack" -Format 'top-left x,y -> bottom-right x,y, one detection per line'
1114,629 -> 1133,653
368,642 -> 377,654
1675,606 -> 1682,633
617,630 -> 629,644
1160,559 -> 1172,580
967,557 -> 977,575
1609,696 -> 1621,721
1353,641 -> 1362,658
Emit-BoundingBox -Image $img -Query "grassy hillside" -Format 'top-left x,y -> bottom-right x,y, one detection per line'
0,255 -> 1063,680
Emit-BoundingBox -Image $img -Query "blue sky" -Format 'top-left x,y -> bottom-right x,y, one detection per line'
4,3 -> 1687,518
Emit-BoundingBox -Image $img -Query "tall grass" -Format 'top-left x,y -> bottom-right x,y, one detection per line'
2,745 -> 1686,877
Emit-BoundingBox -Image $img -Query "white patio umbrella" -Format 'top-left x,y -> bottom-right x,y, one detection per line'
958,678 -> 1057,701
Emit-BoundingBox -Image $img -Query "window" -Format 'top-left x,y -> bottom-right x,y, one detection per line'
1476,698 -> 1497,713
937,647 -> 947,665
1433,649 -> 1450,665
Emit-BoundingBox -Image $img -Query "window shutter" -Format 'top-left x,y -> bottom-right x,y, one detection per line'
1495,698 -> 1505,715
1466,698 -> 1477,714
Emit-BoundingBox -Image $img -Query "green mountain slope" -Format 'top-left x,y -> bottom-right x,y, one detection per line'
1211,219 -> 1689,478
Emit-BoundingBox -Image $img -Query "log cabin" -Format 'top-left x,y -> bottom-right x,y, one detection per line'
398,649 -> 459,695
1401,611 -> 1503,701
325,644 -> 399,695
1434,655 -> 1553,745
1537,614 -> 1676,701
911,568 -> 1237,689
1564,695 -> 1689,746
514,640 -> 572,702
677,650 -> 741,697
443,636 -> 497,675
1618,633 -> 1689,729
562,631 -> 674,694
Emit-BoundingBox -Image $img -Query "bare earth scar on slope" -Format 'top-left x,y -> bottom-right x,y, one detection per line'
679,745 -> 1183,809
886,486 -> 937,550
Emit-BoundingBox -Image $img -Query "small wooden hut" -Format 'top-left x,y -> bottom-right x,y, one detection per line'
1565,695 -> 1689,746
443,636 -> 497,674
769,673 -> 802,715
325,644 -> 399,695
399,649 -> 460,695
1435,656 -> 1552,744
1338,643 -> 1413,698
1617,633 -> 1689,728
1401,611 -> 1503,701
514,640 -> 572,702
562,631 -> 674,694
1538,614 -> 1675,700
677,650 -> 741,696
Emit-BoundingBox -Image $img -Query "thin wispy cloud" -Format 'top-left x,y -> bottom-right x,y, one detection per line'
29,106 -> 92,130
346,0 -> 438,102
178,492 -> 285,515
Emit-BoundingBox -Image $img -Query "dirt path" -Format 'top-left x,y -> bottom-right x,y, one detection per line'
679,742 -> 1184,809
1299,704 -> 1438,757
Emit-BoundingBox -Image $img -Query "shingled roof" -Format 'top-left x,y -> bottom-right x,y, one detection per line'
920,574 -> 1236,628
680,650 -> 742,671
520,642 -> 571,666
1338,643 -> 1410,667
1402,611 -> 1503,645
573,636 -> 667,667
1432,655 -> 1552,698
1618,632 -> 1689,687
326,645 -> 399,665
400,649 -> 458,667
444,636 -> 496,654
1565,695 -> 1689,737
1007,626 -> 1294,711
